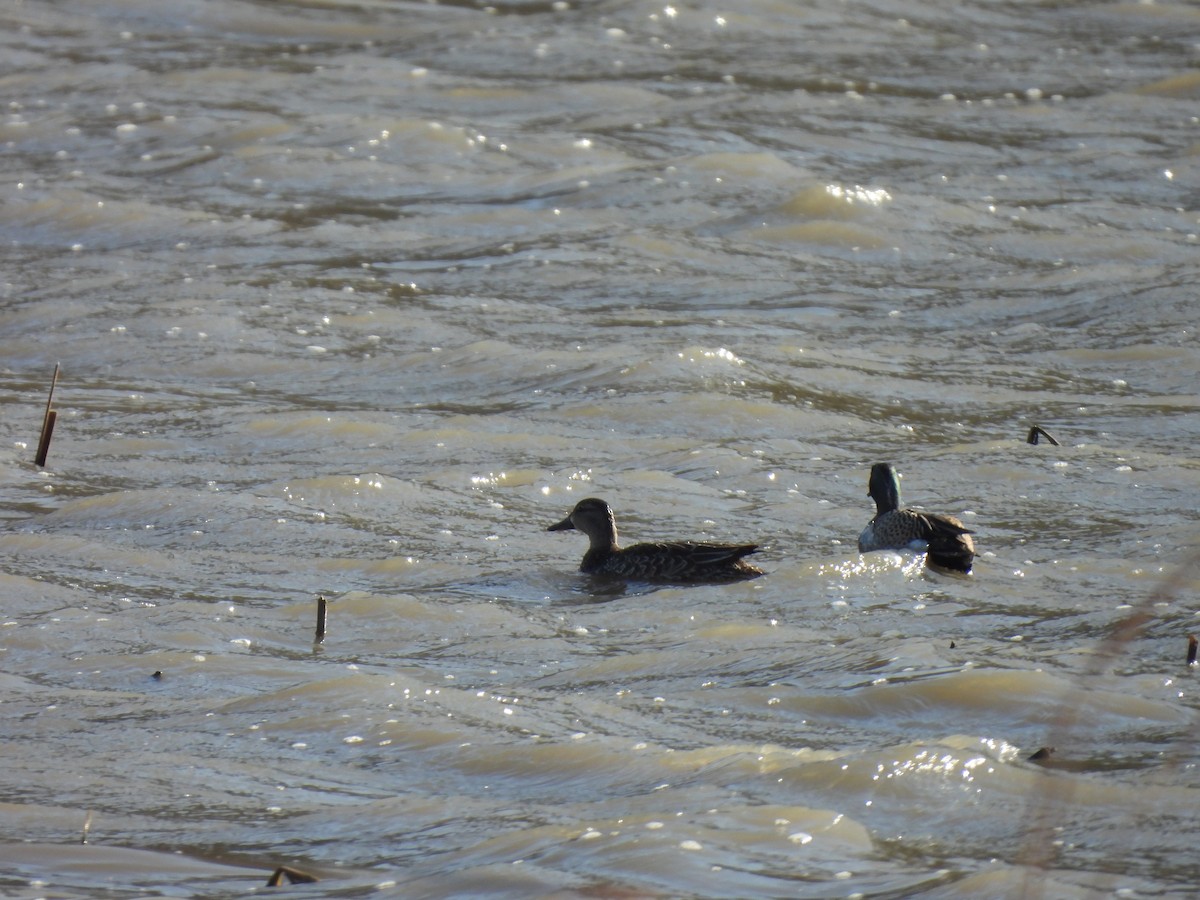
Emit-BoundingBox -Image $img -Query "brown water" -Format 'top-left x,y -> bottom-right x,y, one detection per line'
1,0 -> 1199,896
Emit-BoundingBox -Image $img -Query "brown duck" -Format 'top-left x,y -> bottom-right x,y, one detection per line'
858,463 -> 975,573
548,497 -> 763,583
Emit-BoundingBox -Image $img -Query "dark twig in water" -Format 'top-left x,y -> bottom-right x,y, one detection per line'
1188,635 -> 1197,667
35,363 -> 61,467
266,865 -> 319,886
315,595 -> 327,643
1026,424 -> 1060,446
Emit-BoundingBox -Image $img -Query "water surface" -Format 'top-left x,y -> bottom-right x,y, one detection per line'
1,0 -> 1199,896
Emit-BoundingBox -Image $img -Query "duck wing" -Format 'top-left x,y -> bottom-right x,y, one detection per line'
601,540 -> 761,583
913,511 -> 973,546
918,512 -> 975,572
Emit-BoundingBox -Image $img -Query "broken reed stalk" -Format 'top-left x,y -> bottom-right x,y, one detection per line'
1017,546 -> 1200,889
35,411 -> 57,467
35,363 -> 61,467
266,865 -> 318,886
315,595 -> 327,643
1026,424 -> 1060,446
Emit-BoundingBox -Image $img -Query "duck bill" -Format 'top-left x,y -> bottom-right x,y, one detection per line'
547,515 -> 576,532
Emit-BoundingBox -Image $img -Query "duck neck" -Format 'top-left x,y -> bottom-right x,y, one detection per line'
872,473 -> 901,517
592,521 -> 619,553
581,523 -> 619,573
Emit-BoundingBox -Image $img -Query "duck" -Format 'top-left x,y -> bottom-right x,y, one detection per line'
858,462 -> 975,573
548,497 -> 763,583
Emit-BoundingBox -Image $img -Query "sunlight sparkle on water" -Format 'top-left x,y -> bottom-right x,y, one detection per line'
825,184 -> 892,206
679,347 -> 744,365
471,472 -> 507,487
874,750 -> 992,785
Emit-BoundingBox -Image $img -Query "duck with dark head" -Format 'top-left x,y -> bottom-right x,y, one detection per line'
858,463 -> 975,573
549,497 -> 763,583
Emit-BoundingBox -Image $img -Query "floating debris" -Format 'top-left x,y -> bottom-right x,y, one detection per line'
1188,634 -> 1197,667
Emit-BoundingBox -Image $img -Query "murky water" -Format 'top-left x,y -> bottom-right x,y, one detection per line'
1,0 -> 1198,896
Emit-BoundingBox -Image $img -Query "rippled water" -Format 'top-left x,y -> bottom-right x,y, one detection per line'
2,0 -> 1199,896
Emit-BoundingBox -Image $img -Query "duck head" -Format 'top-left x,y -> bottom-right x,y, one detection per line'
548,497 -> 620,549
